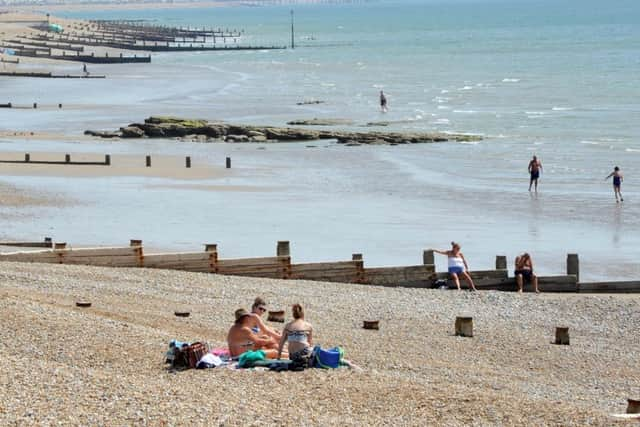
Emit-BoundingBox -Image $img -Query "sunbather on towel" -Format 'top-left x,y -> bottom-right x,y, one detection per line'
248,297 -> 282,342
227,308 -> 284,359
277,303 -> 314,367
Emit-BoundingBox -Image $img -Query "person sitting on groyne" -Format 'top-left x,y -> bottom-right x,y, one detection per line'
227,308 -> 283,359
514,252 -> 539,293
432,242 -> 477,291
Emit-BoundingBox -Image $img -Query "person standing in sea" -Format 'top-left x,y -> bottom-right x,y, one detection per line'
528,155 -> 543,192
605,166 -> 624,203
379,90 -> 388,113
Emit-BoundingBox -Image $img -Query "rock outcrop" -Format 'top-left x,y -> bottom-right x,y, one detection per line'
85,116 -> 482,145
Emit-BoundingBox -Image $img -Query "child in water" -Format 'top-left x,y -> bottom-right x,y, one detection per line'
605,166 -> 624,203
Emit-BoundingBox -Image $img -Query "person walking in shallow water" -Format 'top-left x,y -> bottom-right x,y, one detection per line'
605,166 -> 624,203
379,90 -> 388,113
528,155 -> 542,192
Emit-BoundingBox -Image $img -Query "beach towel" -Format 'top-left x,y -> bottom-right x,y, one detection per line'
237,350 -> 266,368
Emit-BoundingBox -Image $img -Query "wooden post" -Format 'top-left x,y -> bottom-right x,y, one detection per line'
627,399 -> 640,414
185,156 -> 191,168
567,253 -> 579,282
65,154 -> 71,163
455,317 -> 473,337
352,253 -> 363,261
495,255 -> 507,270
554,327 -> 570,345
146,155 -> 151,167
423,249 -> 434,266
277,241 -> 290,257
130,239 -> 142,247
204,244 -> 217,252
226,157 -> 231,168
105,154 -> 111,166
25,153 -> 30,162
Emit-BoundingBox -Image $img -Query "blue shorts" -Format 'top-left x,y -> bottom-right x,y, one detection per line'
448,266 -> 464,274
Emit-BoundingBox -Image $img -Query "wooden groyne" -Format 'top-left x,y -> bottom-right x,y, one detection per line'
3,18 -> 285,63
0,239 -> 637,293
0,71 -> 105,78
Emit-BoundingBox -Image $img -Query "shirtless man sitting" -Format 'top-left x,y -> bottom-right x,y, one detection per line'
514,253 -> 540,293
227,308 -> 285,359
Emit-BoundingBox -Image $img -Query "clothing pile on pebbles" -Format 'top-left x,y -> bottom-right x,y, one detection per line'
0,261 -> 637,425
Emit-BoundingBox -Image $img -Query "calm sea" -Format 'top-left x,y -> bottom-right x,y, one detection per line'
1,0 -> 639,280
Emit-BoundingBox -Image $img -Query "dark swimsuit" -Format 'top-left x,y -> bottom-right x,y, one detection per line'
613,176 -> 621,187
530,171 -> 539,180
514,269 -> 533,282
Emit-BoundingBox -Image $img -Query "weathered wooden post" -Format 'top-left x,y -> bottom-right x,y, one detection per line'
146,155 -> 151,167
65,154 -> 71,163
25,153 -> 30,162
567,253 -> 579,282
554,327 -> 570,345
495,255 -> 507,270
185,156 -> 191,168
130,239 -> 142,247
105,154 -> 111,166
455,317 -> 473,337
627,399 -> 640,414
423,249 -> 435,266
277,241 -> 290,257
226,157 -> 231,168
352,253 -> 363,261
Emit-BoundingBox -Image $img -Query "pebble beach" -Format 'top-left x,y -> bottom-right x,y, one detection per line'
1,261 -> 637,425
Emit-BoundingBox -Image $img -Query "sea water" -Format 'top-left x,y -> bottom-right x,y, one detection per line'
1,0 -> 639,280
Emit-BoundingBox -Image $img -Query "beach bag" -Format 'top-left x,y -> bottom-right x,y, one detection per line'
183,342 -> 208,369
314,346 -> 344,369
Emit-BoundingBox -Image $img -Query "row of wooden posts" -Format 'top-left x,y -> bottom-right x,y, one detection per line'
0,238 -> 638,292
0,154 -> 232,169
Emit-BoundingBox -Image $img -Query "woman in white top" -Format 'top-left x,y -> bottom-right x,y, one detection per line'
433,242 -> 477,291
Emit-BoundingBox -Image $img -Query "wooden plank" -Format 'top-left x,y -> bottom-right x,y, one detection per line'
291,261 -> 358,270
57,247 -> 140,257
142,252 -> 214,264
579,281 -> 640,293
0,241 -> 53,248
363,265 -> 435,287
144,261 -> 213,270
0,252 -> 60,262
218,271 -> 284,279
218,266 -> 287,275
61,255 -> 139,267
217,256 -> 288,268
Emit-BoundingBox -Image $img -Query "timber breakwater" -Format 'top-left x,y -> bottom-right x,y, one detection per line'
85,116 -> 482,145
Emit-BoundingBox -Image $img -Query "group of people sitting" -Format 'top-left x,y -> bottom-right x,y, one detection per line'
227,297 -> 317,368
433,242 -> 540,293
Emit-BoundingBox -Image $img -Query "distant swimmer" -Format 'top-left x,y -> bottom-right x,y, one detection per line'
528,155 -> 542,192
605,166 -> 624,203
379,90 -> 388,113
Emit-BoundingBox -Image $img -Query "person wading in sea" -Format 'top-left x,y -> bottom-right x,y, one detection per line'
379,90 -> 388,113
528,155 -> 543,192
605,166 -> 624,203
